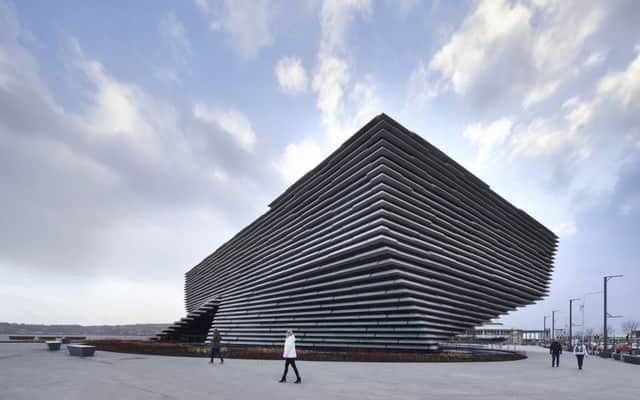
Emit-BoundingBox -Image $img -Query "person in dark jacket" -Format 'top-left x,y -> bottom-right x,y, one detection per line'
209,329 -> 224,364
550,340 -> 562,367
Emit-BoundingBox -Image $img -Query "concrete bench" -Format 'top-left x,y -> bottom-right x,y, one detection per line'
622,354 -> 640,365
61,336 -> 86,344
46,341 -> 62,351
67,345 -> 96,357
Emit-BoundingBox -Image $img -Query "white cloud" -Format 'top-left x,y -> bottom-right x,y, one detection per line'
552,220 -> 577,237
407,61 -> 443,105
276,0 -> 379,182
311,0 -> 379,147
510,100 -> 593,162
561,96 -> 581,110
192,103 -> 257,151
69,42 -> 178,159
349,76 -> 381,130
314,69 -> 381,147
275,56 -> 308,94
160,12 -> 191,63
583,52 -> 605,69
508,49 -> 640,168
84,63 -> 153,140
197,0 -> 274,58
208,167 -> 229,183
318,0 -> 371,56
428,0 -> 532,96
410,0 -> 607,109
511,118 -> 570,159
0,2 -> 281,328
463,117 -> 513,164
530,1 -> 604,75
312,56 -> 350,125
565,99 -> 595,132
523,80 -> 559,108
412,1 -> 640,217
598,49 -> 640,111
194,0 -> 209,13
274,138 -> 325,184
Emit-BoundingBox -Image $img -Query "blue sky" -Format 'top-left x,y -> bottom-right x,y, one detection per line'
1,0 -> 639,334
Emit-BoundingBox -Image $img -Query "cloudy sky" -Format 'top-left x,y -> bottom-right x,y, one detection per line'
1,0 -> 639,333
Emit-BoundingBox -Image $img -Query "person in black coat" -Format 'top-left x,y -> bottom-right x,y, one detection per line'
550,340 -> 562,367
209,329 -> 224,364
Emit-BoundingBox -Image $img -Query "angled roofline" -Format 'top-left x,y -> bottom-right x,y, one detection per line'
268,113 -> 392,209
269,113 -> 556,239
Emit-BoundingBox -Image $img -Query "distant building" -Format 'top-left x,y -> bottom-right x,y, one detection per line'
158,114 -> 558,351
471,323 -> 516,341
457,323 -> 552,345
521,330 -> 545,343
458,323 -> 528,344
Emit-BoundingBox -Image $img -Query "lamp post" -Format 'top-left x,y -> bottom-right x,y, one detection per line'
544,315 -> 550,342
552,310 -> 560,339
604,275 -> 623,349
569,298 -> 580,347
581,291 -> 603,342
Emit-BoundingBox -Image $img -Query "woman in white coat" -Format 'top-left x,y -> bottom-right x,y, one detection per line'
573,341 -> 588,370
279,329 -> 301,384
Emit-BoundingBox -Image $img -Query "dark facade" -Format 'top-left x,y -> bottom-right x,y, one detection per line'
158,114 -> 558,350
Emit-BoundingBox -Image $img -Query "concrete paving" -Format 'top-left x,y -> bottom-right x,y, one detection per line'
1,343 -> 638,400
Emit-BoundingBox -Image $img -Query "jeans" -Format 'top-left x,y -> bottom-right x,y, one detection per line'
552,353 -> 560,367
210,346 -> 223,363
576,355 -> 584,369
282,358 -> 300,380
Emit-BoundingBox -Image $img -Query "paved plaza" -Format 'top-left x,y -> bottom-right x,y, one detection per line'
1,343 -> 638,400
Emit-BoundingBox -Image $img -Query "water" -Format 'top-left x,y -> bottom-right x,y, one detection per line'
1,335 -> 152,341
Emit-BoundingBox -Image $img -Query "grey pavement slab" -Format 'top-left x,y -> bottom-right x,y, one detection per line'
1,343 -> 638,400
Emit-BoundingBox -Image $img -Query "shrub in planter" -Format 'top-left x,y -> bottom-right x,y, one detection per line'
599,350 -> 613,358
622,354 -> 640,365
83,340 -> 526,362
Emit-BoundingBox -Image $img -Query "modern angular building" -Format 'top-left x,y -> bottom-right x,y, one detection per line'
158,114 -> 558,351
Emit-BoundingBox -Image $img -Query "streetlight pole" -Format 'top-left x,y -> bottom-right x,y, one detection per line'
581,291 -> 603,342
569,298 -> 580,347
543,315 -> 550,342
552,310 -> 560,340
604,274 -> 623,349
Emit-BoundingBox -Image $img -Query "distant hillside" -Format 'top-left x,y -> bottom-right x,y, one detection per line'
0,322 -> 169,336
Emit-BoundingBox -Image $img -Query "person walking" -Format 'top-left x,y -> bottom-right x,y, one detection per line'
574,341 -> 588,370
209,328 -> 224,364
550,340 -> 562,367
279,329 -> 301,384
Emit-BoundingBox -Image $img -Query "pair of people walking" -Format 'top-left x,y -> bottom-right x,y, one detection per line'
208,328 -> 302,384
549,340 -> 588,370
